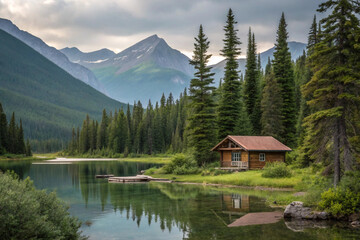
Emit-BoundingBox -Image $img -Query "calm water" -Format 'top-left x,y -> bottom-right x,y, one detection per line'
0,160 -> 359,240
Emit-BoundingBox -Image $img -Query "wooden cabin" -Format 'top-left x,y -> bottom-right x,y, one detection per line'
211,136 -> 292,170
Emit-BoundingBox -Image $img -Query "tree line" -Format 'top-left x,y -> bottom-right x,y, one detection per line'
67,92 -> 188,156
70,0 -> 360,186
0,102 -> 32,156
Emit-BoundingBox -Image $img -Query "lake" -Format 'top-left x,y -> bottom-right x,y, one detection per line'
0,160 -> 359,240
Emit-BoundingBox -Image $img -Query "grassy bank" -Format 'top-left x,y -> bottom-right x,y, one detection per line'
147,168 -> 314,189
0,154 -> 53,161
117,157 -> 171,164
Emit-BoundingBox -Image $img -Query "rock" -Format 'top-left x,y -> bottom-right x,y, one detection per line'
351,221 -> 360,228
284,201 -> 329,220
316,211 -> 329,220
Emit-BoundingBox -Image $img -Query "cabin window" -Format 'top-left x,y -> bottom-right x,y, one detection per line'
232,152 -> 241,161
259,153 -> 266,161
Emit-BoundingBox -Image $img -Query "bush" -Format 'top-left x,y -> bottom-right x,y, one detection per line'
319,188 -> 360,216
261,162 -> 292,178
163,154 -> 199,175
0,172 -> 85,240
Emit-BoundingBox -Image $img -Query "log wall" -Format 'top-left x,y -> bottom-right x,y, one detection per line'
248,152 -> 285,169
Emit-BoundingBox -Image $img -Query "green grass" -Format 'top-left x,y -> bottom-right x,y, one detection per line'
147,167 -> 315,189
0,154 -> 52,161
118,157 -> 171,164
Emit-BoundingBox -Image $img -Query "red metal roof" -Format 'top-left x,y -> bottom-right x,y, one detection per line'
211,136 -> 292,151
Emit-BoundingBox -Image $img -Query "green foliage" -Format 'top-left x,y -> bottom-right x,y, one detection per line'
302,0 -> 360,186
217,9 -> 252,139
66,90 -> 188,157
201,168 -> 229,176
0,104 -> 29,156
319,188 -> 360,216
244,28 -> 261,134
261,162 -> 292,178
272,13 -> 297,147
188,25 -> 217,166
260,62 -> 284,140
163,154 -> 199,175
0,172 -> 84,239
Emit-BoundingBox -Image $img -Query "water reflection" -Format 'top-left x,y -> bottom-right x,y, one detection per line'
0,160 -> 358,240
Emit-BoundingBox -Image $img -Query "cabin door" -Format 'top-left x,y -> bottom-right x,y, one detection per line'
231,151 -> 241,167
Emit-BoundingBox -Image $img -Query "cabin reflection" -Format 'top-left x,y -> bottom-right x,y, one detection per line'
222,194 -> 250,212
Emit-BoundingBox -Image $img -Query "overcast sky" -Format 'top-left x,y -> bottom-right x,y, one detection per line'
0,0 -> 321,64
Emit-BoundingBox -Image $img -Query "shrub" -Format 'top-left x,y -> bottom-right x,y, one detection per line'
145,167 -> 158,175
261,162 -> 292,178
163,154 -> 199,175
319,188 -> 360,216
0,172 -> 85,240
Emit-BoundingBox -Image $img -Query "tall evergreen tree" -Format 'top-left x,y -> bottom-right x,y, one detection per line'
25,139 -> 32,156
0,103 -> 7,153
8,112 -> 16,153
218,9 -> 251,139
302,0 -> 360,186
244,29 -> 261,134
16,119 -> 25,154
272,12 -> 296,147
188,25 -> 217,165
307,15 -> 318,56
261,60 -> 284,140
97,109 -> 108,149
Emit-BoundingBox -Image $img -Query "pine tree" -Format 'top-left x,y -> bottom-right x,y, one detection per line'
253,53 -> 263,135
16,119 -> 26,154
302,0 -> 360,186
261,60 -> 284,140
0,103 -> 7,153
79,115 -> 90,153
8,112 -> 16,153
307,15 -> 318,56
272,12 -> 296,147
97,109 -> 108,149
218,9 -> 251,139
244,29 -> 260,134
25,139 -> 32,156
188,25 -> 217,165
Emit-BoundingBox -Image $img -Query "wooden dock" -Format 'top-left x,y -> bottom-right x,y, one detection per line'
95,174 -> 114,178
108,175 -> 171,183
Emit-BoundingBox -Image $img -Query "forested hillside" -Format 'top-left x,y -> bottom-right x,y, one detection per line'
0,30 -> 126,152
70,4 -> 360,186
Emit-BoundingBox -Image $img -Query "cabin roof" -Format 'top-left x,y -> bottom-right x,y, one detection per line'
211,135 -> 292,152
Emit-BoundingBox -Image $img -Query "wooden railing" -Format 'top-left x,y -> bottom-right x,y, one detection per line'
231,161 -> 249,169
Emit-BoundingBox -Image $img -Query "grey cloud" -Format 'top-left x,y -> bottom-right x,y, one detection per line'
0,0 -> 321,56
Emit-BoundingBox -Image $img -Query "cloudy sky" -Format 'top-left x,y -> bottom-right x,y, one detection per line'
0,0 -> 321,64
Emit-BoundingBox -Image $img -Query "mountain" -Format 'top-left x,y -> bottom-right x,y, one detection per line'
61,35 -> 193,103
211,41 -> 307,84
60,47 -> 116,68
0,29 -> 126,150
0,18 -> 107,94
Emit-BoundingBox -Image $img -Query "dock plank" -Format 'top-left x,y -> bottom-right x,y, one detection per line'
228,211 -> 283,227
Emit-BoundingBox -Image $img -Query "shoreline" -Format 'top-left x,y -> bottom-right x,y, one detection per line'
169,181 -> 295,192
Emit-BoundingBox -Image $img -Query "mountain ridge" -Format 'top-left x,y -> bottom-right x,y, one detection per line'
0,18 -> 107,94
0,29 -> 126,151
62,34 -> 193,103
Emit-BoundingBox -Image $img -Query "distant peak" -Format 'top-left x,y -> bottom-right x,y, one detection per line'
0,18 -> 13,24
149,34 -> 159,39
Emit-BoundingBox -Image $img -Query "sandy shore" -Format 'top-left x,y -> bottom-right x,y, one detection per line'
46,158 -> 118,162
